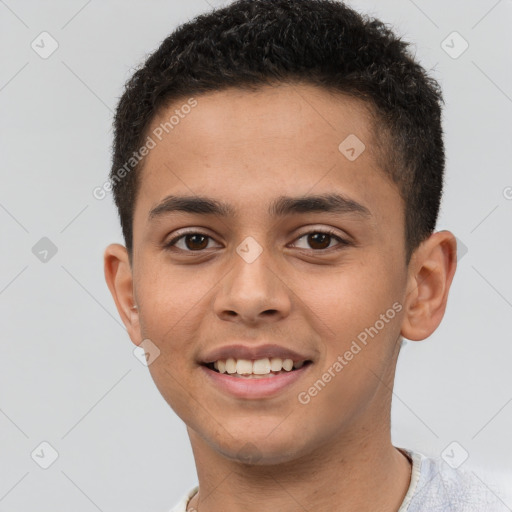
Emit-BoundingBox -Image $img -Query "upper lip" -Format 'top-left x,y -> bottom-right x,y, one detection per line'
200,344 -> 312,364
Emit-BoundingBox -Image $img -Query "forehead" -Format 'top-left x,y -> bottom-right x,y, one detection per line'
134,83 -> 400,227
149,83 -> 376,160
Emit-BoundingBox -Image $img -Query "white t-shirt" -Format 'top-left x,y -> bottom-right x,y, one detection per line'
170,447 -> 509,511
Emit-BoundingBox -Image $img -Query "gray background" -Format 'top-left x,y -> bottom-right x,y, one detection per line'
1,0 -> 511,510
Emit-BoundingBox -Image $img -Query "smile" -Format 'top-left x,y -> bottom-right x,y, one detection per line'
205,357 -> 310,378
201,358 -> 313,399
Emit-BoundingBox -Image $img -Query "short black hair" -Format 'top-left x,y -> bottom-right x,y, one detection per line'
110,0 -> 445,264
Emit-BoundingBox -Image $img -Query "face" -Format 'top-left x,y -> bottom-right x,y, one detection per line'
110,83 -> 415,464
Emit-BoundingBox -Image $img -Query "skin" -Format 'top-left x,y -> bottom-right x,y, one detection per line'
104,83 -> 457,512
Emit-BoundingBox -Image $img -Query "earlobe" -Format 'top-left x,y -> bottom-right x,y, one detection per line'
103,243 -> 142,345
400,231 -> 457,342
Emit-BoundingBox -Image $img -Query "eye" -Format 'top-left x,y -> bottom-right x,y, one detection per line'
164,231 -> 220,252
163,228 -> 350,253
291,229 -> 349,251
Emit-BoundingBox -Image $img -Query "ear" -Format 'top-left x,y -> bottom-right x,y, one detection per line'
103,243 -> 142,346
400,230 -> 458,341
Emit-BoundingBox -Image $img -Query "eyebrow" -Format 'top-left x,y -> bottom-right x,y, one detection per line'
148,193 -> 372,221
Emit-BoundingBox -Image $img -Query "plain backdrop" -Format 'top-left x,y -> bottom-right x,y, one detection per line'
1,0 -> 511,510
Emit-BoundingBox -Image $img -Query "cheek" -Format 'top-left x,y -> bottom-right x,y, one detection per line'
302,256 -> 396,332
136,263 -> 212,342
135,263 -> 222,403
137,268 -> 206,420
147,359 -> 209,432
295,277 -> 401,433
303,256 -> 403,382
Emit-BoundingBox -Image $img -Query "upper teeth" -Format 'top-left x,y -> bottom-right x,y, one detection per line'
213,357 -> 305,375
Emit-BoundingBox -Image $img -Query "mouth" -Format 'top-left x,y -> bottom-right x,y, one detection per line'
202,357 -> 313,378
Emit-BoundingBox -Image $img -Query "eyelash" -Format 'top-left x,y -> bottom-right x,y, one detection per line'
163,228 -> 350,253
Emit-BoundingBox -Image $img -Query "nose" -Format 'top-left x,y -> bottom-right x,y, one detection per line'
213,247 -> 292,325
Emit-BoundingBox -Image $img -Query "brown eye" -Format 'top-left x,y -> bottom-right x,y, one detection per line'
164,232 -> 218,252
292,229 -> 349,251
307,232 -> 331,250
183,234 -> 209,250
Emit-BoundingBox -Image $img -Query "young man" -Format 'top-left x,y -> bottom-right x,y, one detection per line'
103,1 -> 507,510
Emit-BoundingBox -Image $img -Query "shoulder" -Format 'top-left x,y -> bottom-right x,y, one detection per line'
169,485 -> 199,512
399,447 -> 509,512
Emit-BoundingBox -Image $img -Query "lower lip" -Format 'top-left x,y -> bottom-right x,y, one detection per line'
200,364 -> 312,399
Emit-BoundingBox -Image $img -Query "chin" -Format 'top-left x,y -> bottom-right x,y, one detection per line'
212,428 -> 311,466
223,445 -> 306,466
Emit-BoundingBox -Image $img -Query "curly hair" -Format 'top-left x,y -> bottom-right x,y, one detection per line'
110,0 -> 445,264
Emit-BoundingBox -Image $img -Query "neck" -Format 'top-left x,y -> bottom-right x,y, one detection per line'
186,421 -> 412,512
